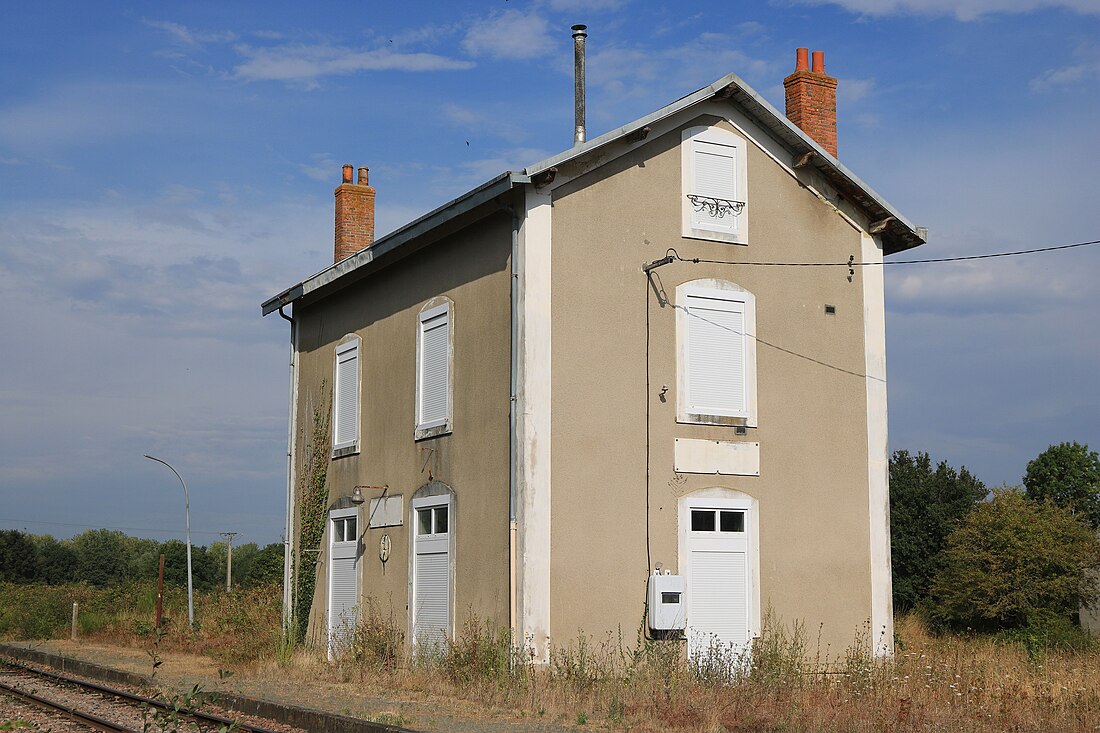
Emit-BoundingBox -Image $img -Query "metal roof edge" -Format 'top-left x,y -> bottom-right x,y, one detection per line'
261,172 -> 515,316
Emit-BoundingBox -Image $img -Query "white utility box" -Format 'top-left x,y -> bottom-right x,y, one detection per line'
647,571 -> 686,631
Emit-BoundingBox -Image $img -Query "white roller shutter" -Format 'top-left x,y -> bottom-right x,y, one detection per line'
418,309 -> 449,427
692,140 -> 739,233
413,551 -> 450,649
687,549 -> 749,658
685,293 -> 746,417
333,343 -> 359,448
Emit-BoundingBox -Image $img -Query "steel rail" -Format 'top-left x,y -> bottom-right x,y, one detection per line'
0,677 -> 139,732
0,659 -> 282,733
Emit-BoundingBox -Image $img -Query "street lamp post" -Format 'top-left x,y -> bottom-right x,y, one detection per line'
144,454 -> 194,628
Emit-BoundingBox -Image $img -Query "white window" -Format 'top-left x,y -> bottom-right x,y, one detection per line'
327,506 -> 360,657
333,338 -> 360,455
681,126 -> 749,244
410,494 -> 453,651
415,300 -> 453,439
676,280 -> 758,426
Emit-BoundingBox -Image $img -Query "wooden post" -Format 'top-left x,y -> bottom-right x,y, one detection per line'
71,602 -> 78,641
155,553 -> 166,631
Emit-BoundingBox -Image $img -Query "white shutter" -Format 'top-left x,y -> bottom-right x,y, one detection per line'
692,141 -> 738,232
418,310 -> 449,427
687,549 -> 749,658
334,344 -> 359,447
414,551 -> 450,649
685,294 -> 746,417
329,556 -> 357,639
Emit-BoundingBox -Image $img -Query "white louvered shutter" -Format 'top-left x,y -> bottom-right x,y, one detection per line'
418,309 -> 449,427
692,141 -> 739,233
414,551 -> 450,649
334,344 -> 359,447
687,549 -> 749,658
329,556 -> 357,643
685,294 -> 746,417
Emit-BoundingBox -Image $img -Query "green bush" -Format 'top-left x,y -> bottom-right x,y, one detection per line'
928,489 -> 1100,633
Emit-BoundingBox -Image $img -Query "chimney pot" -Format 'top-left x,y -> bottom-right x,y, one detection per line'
357,166 -> 369,185
812,50 -> 825,74
341,164 -> 353,184
795,47 -> 809,71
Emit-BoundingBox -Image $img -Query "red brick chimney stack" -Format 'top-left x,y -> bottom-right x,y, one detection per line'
334,163 -> 376,263
784,47 -> 839,158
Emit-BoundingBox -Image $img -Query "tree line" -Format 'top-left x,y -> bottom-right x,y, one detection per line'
890,441 -> 1100,642
0,528 -> 282,592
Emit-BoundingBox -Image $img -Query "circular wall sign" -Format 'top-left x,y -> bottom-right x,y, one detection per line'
379,533 -> 391,563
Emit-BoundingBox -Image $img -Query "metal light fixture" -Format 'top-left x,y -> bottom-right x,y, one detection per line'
350,486 -> 366,505
144,454 -> 194,628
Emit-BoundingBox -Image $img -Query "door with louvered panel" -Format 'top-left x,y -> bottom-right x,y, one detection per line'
685,504 -> 752,663
411,497 -> 452,652
327,508 -> 360,657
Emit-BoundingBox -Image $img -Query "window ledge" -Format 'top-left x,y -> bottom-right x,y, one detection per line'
332,444 -> 359,459
677,414 -> 754,428
414,423 -> 452,442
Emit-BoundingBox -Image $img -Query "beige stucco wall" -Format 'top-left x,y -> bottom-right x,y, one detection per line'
293,211 -> 514,646
548,114 -> 878,656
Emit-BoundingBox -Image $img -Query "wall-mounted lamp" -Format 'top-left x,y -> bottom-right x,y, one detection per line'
350,486 -> 365,505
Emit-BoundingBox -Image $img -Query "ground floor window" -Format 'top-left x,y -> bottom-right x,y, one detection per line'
328,506 -> 360,655
411,493 -> 453,650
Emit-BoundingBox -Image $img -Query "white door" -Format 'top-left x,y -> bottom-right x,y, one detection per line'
411,495 -> 451,651
327,507 -> 359,655
685,500 -> 753,664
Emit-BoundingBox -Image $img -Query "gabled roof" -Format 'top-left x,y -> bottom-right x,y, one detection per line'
262,72 -> 924,316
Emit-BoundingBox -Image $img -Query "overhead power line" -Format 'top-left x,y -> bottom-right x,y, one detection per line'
653,237 -> 1100,270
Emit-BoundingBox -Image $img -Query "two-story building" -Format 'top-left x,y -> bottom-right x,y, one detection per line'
262,46 -> 924,663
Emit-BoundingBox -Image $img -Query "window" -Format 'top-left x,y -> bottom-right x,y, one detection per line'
677,281 -> 758,426
333,338 -> 360,455
416,300 -> 453,439
411,493 -> 453,650
681,126 -> 748,244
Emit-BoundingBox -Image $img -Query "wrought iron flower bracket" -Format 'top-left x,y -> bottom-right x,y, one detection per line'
687,194 -> 745,218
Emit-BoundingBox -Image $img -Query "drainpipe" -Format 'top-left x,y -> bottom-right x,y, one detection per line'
508,207 -> 520,641
278,305 -> 299,634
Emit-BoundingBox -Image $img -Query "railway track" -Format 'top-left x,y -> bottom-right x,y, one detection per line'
0,658 -> 286,732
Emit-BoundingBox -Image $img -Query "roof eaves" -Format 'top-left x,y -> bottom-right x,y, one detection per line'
262,171 -> 516,316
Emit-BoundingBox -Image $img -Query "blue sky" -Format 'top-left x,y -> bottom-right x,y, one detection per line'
1,0 -> 1097,546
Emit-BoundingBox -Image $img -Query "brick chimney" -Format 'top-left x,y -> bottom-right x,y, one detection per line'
334,163 -> 375,262
783,48 -> 838,158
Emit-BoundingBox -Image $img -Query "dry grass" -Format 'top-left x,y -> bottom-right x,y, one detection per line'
249,609 -> 1100,732
6,584 -> 1099,731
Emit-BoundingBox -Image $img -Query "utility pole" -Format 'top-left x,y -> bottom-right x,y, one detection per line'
221,532 -> 238,593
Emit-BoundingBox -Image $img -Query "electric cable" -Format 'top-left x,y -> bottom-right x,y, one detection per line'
657,237 -> 1100,269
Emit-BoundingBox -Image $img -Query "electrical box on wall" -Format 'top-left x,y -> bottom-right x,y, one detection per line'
647,571 -> 686,632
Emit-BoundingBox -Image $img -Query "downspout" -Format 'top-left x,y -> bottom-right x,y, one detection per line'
508,207 -> 520,641
278,305 -> 298,635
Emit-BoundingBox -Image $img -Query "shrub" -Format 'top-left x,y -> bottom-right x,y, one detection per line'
928,489 -> 1100,633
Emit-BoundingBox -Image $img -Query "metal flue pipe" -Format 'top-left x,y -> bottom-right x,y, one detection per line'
572,24 -> 587,145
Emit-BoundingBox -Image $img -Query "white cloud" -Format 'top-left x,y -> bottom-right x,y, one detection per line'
546,0 -> 629,10
785,0 -> 1100,21
143,18 -> 237,46
299,154 -> 340,182
461,9 -> 555,60
838,77 -> 875,102
232,43 -> 474,86
1030,45 -> 1100,90
442,103 -> 528,144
